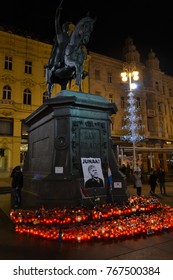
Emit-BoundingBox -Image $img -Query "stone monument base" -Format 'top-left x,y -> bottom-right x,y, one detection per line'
23,90 -> 128,208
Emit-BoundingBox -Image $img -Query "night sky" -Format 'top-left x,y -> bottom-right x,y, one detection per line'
1,0 -> 173,75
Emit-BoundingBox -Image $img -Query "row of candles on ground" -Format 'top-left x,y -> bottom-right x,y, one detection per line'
10,195 -> 163,225
10,195 -> 173,242
14,209 -> 173,242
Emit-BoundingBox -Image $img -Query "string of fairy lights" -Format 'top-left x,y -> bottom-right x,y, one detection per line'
10,195 -> 173,242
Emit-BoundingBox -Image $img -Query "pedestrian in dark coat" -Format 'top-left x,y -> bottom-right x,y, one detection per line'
157,167 -> 166,195
11,166 -> 23,208
148,169 -> 158,194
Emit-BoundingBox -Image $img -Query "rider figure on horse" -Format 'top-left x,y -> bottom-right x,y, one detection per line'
46,1 -> 95,97
53,5 -> 74,69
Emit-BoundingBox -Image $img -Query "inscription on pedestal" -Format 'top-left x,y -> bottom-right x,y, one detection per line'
80,129 -> 101,157
71,119 -> 108,171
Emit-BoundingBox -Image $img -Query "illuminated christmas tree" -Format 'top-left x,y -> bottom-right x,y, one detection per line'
121,65 -> 144,170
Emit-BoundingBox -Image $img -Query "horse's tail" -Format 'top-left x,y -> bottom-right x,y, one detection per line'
47,82 -> 54,98
45,64 -> 51,83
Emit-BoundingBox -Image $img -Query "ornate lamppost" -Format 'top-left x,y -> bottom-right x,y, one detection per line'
120,63 -> 143,171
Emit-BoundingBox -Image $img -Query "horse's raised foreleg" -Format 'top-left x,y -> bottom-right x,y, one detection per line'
74,64 -> 84,92
47,83 -> 54,98
78,83 -> 82,92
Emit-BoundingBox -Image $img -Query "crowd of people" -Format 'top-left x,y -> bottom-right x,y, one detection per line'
120,163 -> 166,197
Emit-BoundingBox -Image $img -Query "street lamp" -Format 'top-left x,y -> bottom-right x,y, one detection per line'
120,63 -> 142,171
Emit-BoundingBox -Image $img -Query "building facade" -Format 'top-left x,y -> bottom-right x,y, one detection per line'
89,37 -> 173,172
0,28 -> 173,177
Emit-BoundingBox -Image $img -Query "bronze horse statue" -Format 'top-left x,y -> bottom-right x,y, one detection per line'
46,7 -> 96,98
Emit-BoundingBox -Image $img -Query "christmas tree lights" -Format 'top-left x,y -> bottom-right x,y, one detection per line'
121,63 -> 144,170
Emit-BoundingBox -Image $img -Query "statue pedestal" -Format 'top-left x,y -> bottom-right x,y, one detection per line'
23,90 -> 128,208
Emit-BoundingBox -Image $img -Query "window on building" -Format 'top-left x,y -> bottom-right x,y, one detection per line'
163,85 -> 165,95
109,94 -> 113,103
155,81 -> 159,91
171,107 -> 173,115
25,60 -> 32,74
159,123 -> 163,133
136,97 -> 141,108
158,102 -> 161,113
23,88 -> 31,105
107,72 -> 112,83
95,69 -> 100,80
0,118 -> 13,135
0,149 -> 5,156
4,56 -> 12,70
121,96 -> 125,109
147,118 -> 155,132
2,85 -> 11,99
159,115 -> 163,122
122,117 -> 126,128
43,91 -> 49,103
169,88 -> 173,97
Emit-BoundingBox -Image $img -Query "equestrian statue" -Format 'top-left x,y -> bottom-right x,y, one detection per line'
46,0 -> 96,98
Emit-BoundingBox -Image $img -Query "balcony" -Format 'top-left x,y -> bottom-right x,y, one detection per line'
0,99 -> 16,116
0,99 -> 15,105
0,99 -> 39,114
